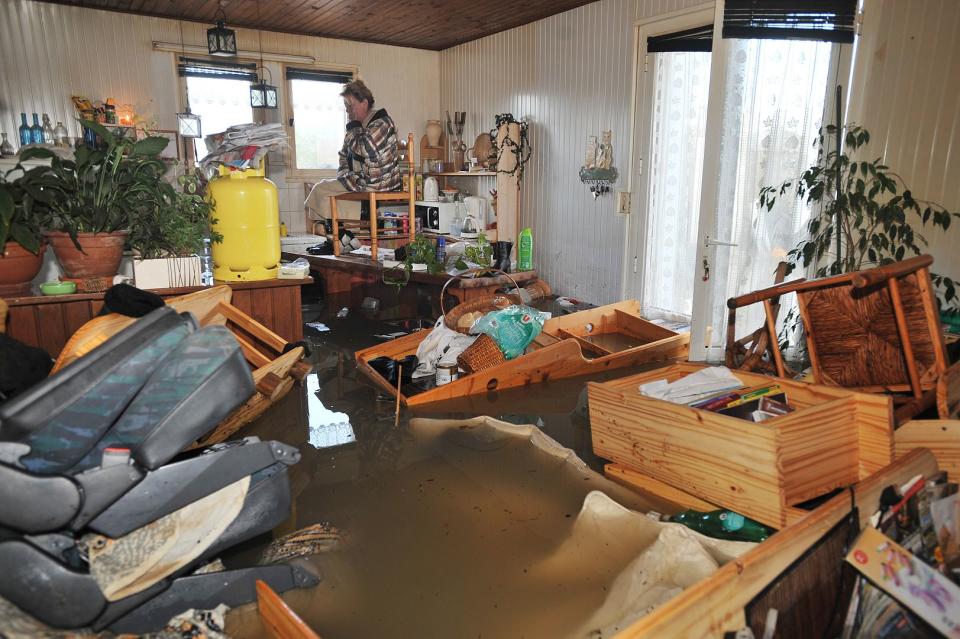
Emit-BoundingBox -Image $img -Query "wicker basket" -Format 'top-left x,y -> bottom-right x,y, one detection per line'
457,333 -> 506,374
441,268 -> 522,334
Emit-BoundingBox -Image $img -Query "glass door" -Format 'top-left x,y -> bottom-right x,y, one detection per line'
637,49 -> 711,322
689,37 -> 840,360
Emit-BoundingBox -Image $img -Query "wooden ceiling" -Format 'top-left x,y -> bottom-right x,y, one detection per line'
35,0 -> 601,50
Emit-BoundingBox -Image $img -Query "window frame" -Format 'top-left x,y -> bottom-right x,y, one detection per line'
174,53 -> 261,165
282,62 -> 358,182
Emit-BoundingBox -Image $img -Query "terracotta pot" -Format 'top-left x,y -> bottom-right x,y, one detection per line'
45,230 -> 129,279
0,241 -> 46,297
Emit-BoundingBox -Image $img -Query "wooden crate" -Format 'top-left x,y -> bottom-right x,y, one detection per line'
588,362 -> 894,528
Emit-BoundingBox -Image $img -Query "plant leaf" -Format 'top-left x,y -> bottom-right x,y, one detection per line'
132,136 -> 170,157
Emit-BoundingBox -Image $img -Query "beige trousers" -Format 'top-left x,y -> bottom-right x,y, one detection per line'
304,179 -> 362,234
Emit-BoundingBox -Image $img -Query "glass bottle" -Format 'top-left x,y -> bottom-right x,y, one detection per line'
53,121 -> 68,147
18,113 -> 31,146
42,114 -> 54,144
1,133 -> 14,157
30,113 -> 43,144
668,509 -> 774,543
199,238 -> 214,286
450,201 -> 463,237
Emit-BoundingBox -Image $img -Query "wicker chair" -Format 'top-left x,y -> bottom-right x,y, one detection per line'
726,254 -> 960,422
330,132 -> 416,260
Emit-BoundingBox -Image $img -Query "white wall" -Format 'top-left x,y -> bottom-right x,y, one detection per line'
847,0 -> 960,282
440,0 -> 712,304
0,0 -> 440,233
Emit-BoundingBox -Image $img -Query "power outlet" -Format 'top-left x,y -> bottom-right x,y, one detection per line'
616,191 -> 631,215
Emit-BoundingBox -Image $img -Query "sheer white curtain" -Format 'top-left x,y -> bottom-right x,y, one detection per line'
641,51 -> 712,321
701,38 -> 835,352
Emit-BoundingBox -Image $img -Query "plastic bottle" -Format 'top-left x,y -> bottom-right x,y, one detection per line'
199,238 -> 214,286
41,114 -> 54,143
435,235 -> 446,263
667,509 -> 774,542
517,227 -> 533,271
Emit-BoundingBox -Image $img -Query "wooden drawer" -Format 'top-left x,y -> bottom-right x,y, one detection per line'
587,362 -> 894,528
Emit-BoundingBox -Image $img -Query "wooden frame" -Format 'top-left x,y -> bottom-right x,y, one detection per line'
282,61 -> 358,183
355,300 -> 690,407
588,362 -> 894,528
330,132 -> 416,260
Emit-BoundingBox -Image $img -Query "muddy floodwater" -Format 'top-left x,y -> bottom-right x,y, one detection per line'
223,298 -> 692,638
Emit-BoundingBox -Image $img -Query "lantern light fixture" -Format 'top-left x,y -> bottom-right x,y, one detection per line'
207,5 -> 237,56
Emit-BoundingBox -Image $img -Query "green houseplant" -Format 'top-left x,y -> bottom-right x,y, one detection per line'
759,124 -> 960,308
127,171 -> 221,288
0,178 -> 47,295
18,120 -> 171,279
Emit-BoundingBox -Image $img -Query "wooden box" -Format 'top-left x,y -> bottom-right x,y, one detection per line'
588,362 -> 894,528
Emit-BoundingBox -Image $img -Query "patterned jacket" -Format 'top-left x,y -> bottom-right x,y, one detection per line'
337,108 -> 402,192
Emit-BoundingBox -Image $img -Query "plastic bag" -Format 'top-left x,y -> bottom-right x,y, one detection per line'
472,305 -> 546,359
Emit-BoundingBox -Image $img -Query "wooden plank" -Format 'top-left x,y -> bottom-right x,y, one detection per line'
614,308 -> 677,342
887,277 -> 923,398
916,267 -> 949,375
36,303 -> 68,358
604,463 -> 719,512
256,579 -> 321,639
762,298 -> 786,378
895,419 -> 960,478
6,305 -> 40,349
61,300 -> 96,339
271,283 -> 300,342
249,287 -> 276,336
231,289 -> 254,317
617,448 -> 939,638
937,361 -> 960,418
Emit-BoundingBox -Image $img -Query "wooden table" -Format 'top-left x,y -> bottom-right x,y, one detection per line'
3,277 -> 310,358
291,252 -> 538,315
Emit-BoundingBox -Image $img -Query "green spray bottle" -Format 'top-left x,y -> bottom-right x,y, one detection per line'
517,227 -> 533,271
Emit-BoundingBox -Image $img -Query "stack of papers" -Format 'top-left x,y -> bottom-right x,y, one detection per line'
639,366 -> 744,405
201,123 -> 288,170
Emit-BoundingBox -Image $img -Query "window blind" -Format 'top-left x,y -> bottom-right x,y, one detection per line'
648,25 -> 713,53
177,57 -> 258,81
722,0 -> 857,44
285,68 -> 354,83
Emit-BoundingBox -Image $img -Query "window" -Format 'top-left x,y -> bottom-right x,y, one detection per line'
178,58 -> 256,161
285,67 -> 354,174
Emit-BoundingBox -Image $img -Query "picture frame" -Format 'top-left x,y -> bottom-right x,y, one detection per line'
145,129 -> 181,161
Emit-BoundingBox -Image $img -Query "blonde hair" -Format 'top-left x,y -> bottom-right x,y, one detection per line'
340,79 -> 374,108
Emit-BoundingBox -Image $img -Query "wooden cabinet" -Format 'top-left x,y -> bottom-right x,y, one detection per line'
3,278 -> 309,358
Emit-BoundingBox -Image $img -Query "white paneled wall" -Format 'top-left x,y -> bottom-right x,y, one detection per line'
440,0 -> 712,304
847,0 -> 960,282
0,0 -> 440,232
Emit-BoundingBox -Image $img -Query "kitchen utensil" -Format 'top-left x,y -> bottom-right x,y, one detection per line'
464,196 -> 485,227
460,212 -> 480,239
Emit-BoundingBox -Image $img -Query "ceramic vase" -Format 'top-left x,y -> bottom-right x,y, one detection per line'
426,120 -> 442,147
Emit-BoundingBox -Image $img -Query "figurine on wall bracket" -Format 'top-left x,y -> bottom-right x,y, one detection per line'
580,129 -> 618,199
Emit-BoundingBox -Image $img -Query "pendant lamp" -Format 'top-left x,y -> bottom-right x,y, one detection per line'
207,5 -> 237,56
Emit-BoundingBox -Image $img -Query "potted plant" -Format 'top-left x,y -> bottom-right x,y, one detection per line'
760,124 -> 960,309
18,121 -> 171,279
127,172 -> 220,289
0,178 -> 46,296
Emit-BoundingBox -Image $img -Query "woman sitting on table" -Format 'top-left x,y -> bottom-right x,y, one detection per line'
305,79 -> 401,233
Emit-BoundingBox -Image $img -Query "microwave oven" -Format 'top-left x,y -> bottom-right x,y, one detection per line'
415,201 -> 458,233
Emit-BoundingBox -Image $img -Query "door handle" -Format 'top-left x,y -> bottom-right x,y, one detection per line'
703,235 -> 738,248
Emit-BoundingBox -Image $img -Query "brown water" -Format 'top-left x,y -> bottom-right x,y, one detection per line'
223,297 -> 684,638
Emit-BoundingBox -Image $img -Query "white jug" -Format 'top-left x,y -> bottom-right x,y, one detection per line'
424,176 -> 439,202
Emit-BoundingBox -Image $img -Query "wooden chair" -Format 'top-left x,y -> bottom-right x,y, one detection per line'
330,132 -> 416,261
726,254 -> 960,422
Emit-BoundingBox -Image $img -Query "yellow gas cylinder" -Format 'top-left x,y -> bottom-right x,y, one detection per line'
207,163 -> 280,281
